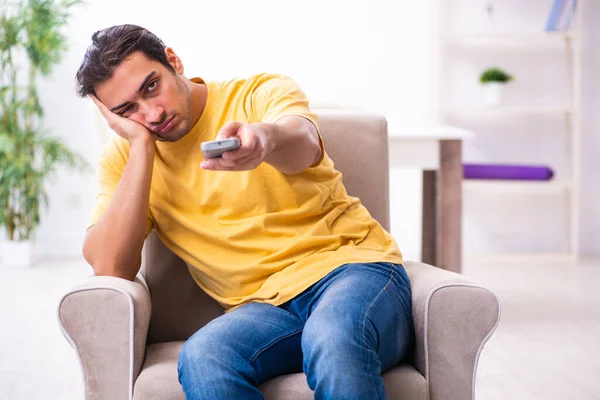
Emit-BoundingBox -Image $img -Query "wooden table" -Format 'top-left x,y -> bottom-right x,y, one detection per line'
388,126 -> 474,274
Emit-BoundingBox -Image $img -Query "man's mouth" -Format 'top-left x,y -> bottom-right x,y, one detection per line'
154,115 -> 176,134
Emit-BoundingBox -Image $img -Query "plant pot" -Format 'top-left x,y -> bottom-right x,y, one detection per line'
482,82 -> 505,108
0,240 -> 34,268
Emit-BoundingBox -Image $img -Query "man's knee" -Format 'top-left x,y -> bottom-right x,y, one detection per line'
177,326 -> 265,399
302,317 -> 369,368
178,331 -> 220,380
301,318 -> 385,398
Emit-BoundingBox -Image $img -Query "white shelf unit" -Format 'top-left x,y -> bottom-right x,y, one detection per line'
443,106 -> 572,118
462,179 -> 572,192
430,1 -> 582,262
442,32 -> 573,49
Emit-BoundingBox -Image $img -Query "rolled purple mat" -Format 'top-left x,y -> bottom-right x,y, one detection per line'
463,163 -> 554,180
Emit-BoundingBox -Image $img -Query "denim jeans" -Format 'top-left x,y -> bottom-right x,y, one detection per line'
177,262 -> 414,400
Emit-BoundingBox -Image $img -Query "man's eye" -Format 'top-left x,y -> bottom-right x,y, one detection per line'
118,105 -> 134,117
147,80 -> 158,92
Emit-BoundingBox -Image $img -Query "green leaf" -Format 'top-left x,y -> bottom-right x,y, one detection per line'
479,67 -> 514,84
0,14 -> 22,52
0,133 -> 16,154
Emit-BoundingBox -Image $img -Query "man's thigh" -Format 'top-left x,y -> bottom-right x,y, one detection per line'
180,301 -> 304,384
302,262 -> 414,370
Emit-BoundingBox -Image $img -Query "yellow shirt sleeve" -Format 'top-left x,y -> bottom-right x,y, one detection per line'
250,74 -> 325,167
87,137 -> 154,236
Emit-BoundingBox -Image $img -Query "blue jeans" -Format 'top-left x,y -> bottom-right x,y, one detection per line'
177,262 -> 414,399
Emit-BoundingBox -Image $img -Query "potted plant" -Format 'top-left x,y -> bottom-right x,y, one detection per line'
0,0 -> 85,267
479,67 -> 514,107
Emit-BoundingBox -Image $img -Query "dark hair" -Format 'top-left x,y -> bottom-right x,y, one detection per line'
75,24 -> 175,97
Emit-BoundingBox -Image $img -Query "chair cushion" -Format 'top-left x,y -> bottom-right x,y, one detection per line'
134,342 -> 429,400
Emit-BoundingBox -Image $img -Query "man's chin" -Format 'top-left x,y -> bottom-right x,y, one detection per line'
155,130 -> 186,143
156,135 -> 175,143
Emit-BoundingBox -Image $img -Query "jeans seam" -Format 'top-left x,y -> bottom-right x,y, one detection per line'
360,263 -> 395,399
248,327 -> 304,365
382,263 -> 395,291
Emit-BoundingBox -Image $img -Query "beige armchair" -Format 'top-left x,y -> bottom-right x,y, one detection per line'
58,111 -> 500,400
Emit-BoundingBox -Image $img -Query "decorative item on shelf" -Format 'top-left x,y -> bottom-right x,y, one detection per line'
480,0 -> 502,32
0,0 -> 85,268
545,0 -> 577,32
463,163 -> 554,181
479,67 -> 513,108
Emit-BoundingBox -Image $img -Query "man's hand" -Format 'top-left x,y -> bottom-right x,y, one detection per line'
90,95 -> 156,145
201,116 -> 321,174
201,122 -> 272,171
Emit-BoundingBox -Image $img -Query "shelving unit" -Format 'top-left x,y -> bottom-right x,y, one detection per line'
443,106 -> 572,118
442,32 -> 572,49
430,0 -> 582,261
462,179 -> 572,192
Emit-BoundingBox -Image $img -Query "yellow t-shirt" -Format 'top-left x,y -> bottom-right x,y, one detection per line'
89,73 -> 403,311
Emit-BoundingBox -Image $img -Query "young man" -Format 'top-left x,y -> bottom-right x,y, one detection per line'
77,24 -> 414,400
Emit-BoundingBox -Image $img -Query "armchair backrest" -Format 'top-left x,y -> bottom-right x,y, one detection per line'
142,111 -> 391,344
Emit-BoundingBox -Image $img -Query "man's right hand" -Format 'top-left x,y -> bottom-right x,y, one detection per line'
90,94 -> 157,145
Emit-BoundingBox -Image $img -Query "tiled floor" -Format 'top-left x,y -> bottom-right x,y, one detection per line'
466,259 -> 600,400
0,260 -> 89,400
1,258 -> 599,399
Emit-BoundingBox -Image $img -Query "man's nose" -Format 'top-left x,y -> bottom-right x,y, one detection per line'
141,102 -> 165,125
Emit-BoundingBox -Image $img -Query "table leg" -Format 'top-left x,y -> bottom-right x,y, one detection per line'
421,140 -> 463,273
438,139 -> 462,273
421,170 -> 437,266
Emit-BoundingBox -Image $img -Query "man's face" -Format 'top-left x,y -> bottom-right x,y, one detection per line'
95,50 -> 193,142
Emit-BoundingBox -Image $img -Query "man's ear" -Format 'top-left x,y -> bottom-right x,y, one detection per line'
164,47 -> 184,74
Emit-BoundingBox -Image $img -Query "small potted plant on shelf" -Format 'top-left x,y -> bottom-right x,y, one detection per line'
479,67 -> 514,107
0,0 -> 85,268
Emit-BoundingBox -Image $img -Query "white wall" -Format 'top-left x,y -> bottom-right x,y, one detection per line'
33,0 -> 430,261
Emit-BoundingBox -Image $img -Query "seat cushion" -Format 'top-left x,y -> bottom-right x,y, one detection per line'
134,342 -> 429,400
133,342 -> 185,400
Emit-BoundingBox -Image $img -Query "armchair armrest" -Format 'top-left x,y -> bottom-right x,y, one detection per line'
58,275 -> 152,400
404,261 -> 500,400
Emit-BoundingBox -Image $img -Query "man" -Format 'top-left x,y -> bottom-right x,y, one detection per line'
76,24 -> 413,400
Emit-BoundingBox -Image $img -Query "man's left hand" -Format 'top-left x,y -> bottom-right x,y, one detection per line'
200,122 -> 272,171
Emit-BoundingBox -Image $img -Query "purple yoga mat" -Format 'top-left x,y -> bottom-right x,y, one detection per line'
463,163 -> 554,180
